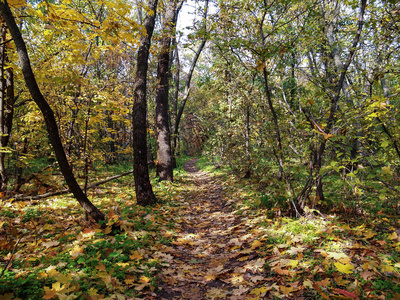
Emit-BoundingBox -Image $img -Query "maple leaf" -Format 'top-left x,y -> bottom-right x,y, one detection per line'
287,246 -> 305,256
280,285 -> 295,295
388,232 -> 398,240
0,294 -> 13,300
250,275 -> 265,283
327,252 -> 348,260
334,262 -> 354,274
303,279 -> 313,288
250,286 -> 269,296
43,287 -> 57,300
139,276 -> 151,283
95,262 -> 106,271
204,273 -> 216,281
232,285 -> 249,295
251,240 -> 263,250
69,245 -> 85,258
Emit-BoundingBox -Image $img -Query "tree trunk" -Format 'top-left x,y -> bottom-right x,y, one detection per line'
0,19 -> 10,191
132,0 -> 158,206
0,1 -> 105,222
155,0 -> 177,182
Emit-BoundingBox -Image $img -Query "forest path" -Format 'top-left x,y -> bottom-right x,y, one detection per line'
156,159 -> 268,300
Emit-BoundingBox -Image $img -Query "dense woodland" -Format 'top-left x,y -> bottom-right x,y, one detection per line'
1,0 -> 400,299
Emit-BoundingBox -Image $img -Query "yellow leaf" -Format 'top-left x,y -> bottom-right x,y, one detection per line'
238,255 -> 249,261
382,264 -> 394,273
382,166 -> 393,175
364,230 -> 377,239
280,286 -> 295,295
56,273 -> 72,284
87,288 -> 99,296
288,259 -> 299,268
47,269 -> 60,278
129,250 -> 143,260
250,287 -> 268,296
204,274 -> 216,281
69,245 -> 84,259
388,232 -> 398,240
303,279 -> 313,288
334,262 -> 354,274
139,276 -> 150,283
52,282 -> 63,292
116,262 -> 129,268
251,240 -> 263,250
104,226 -> 112,234
43,287 -> 57,300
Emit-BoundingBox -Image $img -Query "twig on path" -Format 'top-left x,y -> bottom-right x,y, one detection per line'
0,236 -> 22,278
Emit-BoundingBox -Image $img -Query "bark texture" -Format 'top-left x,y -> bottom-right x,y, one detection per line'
0,2 -> 105,222
132,0 -> 158,205
155,0 -> 177,182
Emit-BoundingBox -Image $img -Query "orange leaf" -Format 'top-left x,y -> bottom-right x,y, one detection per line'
43,287 -> 57,299
251,240 -> 263,250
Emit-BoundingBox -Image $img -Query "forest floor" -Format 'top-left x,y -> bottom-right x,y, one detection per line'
1,157 -> 400,299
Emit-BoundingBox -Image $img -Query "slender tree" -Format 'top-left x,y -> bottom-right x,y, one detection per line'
0,17 -> 14,192
0,1 -> 105,222
172,0 -> 209,160
132,0 -> 158,205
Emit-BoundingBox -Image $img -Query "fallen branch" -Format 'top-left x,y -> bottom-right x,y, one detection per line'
5,170 -> 134,202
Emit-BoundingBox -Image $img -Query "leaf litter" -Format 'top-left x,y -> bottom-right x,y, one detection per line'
1,158 -> 400,299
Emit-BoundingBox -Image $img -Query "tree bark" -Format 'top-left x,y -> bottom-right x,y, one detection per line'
0,19 -> 11,192
132,0 -> 158,205
0,1 -> 105,222
155,0 -> 177,182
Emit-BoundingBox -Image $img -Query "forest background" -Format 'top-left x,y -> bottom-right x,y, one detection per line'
1,0 -> 400,298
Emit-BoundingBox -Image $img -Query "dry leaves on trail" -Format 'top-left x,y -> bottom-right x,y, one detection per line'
156,160 -> 274,299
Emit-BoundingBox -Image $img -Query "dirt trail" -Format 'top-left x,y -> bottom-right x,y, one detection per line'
156,159 -> 268,299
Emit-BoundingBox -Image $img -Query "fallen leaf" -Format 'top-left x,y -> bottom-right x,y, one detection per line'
130,250 -> 143,260
251,240 -> 263,250
388,232 -> 398,240
280,286 -> 295,295
42,241 -> 60,249
334,262 -> 354,274
250,287 -> 268,296
303,279 -> 313,288
139,276 -> 150,283
360,270 -> 375,280
204,274 -> 216,281
43,287 -> 57,300
206,287 -> 228,300
327,252 -> 348,260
